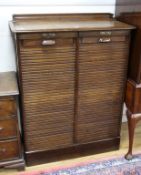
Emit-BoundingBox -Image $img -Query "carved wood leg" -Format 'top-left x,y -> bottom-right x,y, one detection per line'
125,110 -> 136,160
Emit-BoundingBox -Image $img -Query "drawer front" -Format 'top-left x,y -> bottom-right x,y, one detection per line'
0,118 -> 17,140
79,36 -> 127,44
76,31 -> 130,143
79,30 -> 130,37
19,32 -> 77,40
21,38 -> 74,48
0,139 -> 20,162
19,32 -> 76,151
0,97 -> 16,118
79,30 -> 129,44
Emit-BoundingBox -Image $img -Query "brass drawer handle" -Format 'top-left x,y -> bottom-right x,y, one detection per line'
0,127 -> 3,131
99,38 -> 111,43
0,148 -> 6,153
42,40 -> 56,46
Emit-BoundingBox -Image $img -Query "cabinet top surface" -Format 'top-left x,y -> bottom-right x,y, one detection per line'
9,13 -> 135,33
0,72 -> 19,96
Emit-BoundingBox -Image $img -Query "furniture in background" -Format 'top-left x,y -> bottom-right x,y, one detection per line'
116,12 -> 141,160
115,0 -> 141,16
9,13 -> 134,166
0,72 -> 25,169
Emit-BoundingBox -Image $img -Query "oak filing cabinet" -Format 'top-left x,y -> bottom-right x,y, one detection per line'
0,72 -> 24,169
9,13 -> 134,166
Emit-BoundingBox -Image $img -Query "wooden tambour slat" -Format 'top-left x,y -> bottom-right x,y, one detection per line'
19,29 -> 130,151
25,133 -> 73,151
76,34 -> 130,143
20,33 -> 76,151
77,124 -> 120,143
24,111 -> 73,123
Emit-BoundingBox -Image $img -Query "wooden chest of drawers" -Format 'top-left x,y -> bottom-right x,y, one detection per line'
0,72 -> 24,169
9,13 -> 134,166
116,11 -> 141,159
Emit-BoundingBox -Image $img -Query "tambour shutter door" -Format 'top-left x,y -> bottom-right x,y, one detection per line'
19,32 -> 76,151
77,31 -> 130,143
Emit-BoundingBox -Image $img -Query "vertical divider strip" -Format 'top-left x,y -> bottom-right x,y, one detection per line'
73,32 -> 79,143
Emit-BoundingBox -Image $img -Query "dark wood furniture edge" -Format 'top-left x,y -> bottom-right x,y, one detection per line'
25,137 -> 120,166
125,79 -> 141,113
9,13 -> 135,33
127,79 -> 141,88
0,158 -> 25,171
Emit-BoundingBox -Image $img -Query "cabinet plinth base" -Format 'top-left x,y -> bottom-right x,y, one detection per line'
25,137 -> 120,166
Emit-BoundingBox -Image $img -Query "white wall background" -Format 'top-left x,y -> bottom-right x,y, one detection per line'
0,0 -> 116,72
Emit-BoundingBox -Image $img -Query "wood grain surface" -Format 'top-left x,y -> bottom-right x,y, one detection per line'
9,13 -> 134,165
0,72 -> 25,169
9,14 -> 134,33
0,72 -> 19,96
